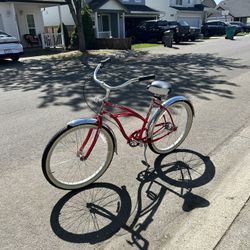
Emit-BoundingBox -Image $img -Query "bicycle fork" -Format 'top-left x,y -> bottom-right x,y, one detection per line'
67,116 -> 118,161
77,116 -> 103,161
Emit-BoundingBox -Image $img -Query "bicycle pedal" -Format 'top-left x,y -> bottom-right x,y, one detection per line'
129,140 -> 139,147
147,191 -> 157,200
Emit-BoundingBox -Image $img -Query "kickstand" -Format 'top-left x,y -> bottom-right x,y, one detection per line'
141,144 -> 150,170
139,144 -> 156,181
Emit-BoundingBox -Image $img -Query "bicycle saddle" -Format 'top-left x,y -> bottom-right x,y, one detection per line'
147,81 -> 172,96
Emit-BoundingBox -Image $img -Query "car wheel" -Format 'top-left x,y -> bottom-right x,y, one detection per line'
130,35 -> 139,44
191,37 -> 196,42
11,55 -> 20,62
204,31 -> 210,37
174,38 -> 181,44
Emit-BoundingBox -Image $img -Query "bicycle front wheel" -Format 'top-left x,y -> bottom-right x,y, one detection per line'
149,101 -> 193,154
42,124 -> 114,190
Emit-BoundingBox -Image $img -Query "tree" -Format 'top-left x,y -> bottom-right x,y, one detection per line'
81,4 -> 95,49
65,0 -> 87,52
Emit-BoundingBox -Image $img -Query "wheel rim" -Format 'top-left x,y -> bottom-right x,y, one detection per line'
46,125 -> 113,188
151,102 -> 192,153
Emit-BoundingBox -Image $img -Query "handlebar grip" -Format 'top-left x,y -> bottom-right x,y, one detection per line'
100,57 -> 111,66
138,74 -> 155,82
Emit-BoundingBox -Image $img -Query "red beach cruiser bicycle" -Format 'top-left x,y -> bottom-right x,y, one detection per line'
42,58 -> 194,190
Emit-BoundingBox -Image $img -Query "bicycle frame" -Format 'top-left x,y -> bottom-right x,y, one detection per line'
99,97 -> 176,144
72,97 -> 177,160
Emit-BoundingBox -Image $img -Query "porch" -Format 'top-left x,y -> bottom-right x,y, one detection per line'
0,1 -> 66,49
89,0 -> 127,39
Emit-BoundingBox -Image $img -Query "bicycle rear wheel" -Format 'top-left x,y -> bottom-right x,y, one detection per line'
149,101 -> 193,154
42,124 -> 114,190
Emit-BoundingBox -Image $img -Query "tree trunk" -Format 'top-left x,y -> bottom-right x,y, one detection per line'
77,11 -> 86,52
65,0 -> 87,52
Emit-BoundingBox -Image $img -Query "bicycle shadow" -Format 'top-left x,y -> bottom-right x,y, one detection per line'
50,149 -> 215,248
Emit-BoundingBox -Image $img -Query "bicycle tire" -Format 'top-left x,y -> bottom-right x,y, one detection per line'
148,101 -> 193,154
42,124 -> 114,190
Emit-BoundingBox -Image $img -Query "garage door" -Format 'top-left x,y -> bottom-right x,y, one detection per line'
177,17 -> 201,28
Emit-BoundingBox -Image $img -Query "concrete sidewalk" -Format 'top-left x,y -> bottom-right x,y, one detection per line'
163,124 -> 250,250
215,197 -> 250,249
215,126 -> 250,250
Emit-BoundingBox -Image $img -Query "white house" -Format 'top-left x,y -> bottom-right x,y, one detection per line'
42,0 -> 159,39
146,0 -> 216,27
0,0 -> 65,47
209,0 -> 250,23
42,0 -> 216,39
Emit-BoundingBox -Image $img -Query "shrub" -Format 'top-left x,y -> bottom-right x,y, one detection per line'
57,23 -> 70,49
69,5 -> 95,50
70,26 -> 79,49
81,5 -> 95,49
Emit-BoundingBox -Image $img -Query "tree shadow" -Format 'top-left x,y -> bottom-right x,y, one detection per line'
50,149 -> 215,249
0,50 -> 245,112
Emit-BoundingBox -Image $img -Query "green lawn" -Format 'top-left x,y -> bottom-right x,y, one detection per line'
236,32 -> 249,36
132,43 -> 162,49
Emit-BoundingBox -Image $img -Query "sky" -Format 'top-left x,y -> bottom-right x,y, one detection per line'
214,0 -> 221,4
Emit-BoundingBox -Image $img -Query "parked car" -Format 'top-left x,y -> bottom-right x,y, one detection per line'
167,20 -> 190,43
229,21 -> 250,33
201,21 -> 241,37
187,26 -> 201,41
0,31 -> 23,61
126,19 -> 190,44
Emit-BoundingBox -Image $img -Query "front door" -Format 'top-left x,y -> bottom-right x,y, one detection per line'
26,14 -> 36,36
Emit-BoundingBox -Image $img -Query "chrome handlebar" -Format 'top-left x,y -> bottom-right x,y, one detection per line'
93,58 -> 155,101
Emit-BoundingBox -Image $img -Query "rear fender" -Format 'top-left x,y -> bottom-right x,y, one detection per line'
148,96 -> 195,137
67,118 -> 118,154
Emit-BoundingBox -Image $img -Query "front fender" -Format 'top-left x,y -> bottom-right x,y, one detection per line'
67,118 -> 97,127
148,96 -> 195,137
67,118 -> 118,154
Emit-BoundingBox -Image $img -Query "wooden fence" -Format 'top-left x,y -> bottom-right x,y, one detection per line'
95,38 -> 132,50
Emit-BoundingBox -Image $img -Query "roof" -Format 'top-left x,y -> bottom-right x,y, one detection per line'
88,0 -> 109,11
171,4 -> 205,12
202,0 -> 216,8
218,0 -> 250,17
87,1 -> 159,14
124,4 -> 159,13
88,0 -> 127,12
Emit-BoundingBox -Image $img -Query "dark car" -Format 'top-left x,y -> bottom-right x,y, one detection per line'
187,26 -> 201,41
126,20 -> 167,43
126,19 -> 190,44
167,20 -> 190,43
229,21 -> 250,33
201,21 -> 231,37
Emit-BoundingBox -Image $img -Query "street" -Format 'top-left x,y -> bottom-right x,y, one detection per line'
0,36 -> 250,250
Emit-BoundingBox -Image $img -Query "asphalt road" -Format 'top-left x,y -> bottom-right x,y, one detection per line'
1,35 -> 250,250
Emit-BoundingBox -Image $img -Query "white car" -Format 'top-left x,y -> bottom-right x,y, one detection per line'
0,31 -> 23,61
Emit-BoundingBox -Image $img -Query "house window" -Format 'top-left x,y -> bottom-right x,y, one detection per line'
26,14 -> 36,36
176,0 -> 183,5
0,14 -> 4,31
101,14 -> 110,32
